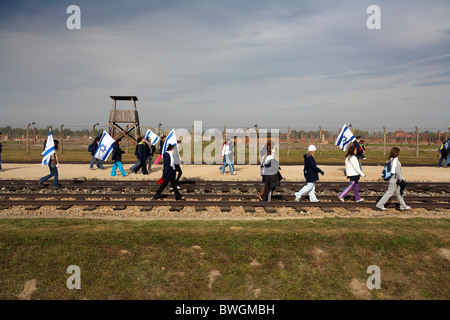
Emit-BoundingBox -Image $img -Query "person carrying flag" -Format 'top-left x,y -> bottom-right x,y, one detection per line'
39,139 -> 61,189
153,144 -> 184,200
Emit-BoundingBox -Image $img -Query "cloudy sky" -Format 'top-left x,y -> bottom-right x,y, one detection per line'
0,0 -> 449,131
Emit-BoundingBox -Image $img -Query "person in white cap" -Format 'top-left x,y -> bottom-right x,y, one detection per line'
294,145 -> 324,202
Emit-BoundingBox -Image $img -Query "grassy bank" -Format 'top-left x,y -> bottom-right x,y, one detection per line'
0,218 -> 448,300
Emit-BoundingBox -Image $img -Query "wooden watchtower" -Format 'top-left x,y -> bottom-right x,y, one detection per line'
108,96 -> 141,145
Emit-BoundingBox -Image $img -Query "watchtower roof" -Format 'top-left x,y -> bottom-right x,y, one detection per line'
110,96 -> 138,101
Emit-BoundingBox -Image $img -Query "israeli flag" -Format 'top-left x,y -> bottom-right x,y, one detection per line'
94,131 -> 115,161
162,129 -> 177,154
335,124 -> 355,151
144,129 -> 160,145
42,129 -> 55,166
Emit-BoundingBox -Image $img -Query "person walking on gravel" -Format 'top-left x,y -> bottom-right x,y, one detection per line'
111,138 -> 128,177
88,135 -> 104,170
337,145 -> 365,202
376,147 -> 410,211
294,145 -> 324,202
38,140 -> 61,189
154,144 -> 184,200
221,138 -> 236,175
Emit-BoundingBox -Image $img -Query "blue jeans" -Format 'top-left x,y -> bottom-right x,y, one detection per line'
221,155 -> 234,174
130,160 -> 140,172
295,182 -> 318,202
444,156 -> 450,167
111,161 -> 127,176
40,163 -> 59,187
90,156 -> 104,169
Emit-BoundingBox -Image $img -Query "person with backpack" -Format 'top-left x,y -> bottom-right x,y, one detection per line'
294,145 -> 324,202
337,145 -> 365,202
376,147 -> 410,211
88,135 -> 104,170
437,138 -> 449,168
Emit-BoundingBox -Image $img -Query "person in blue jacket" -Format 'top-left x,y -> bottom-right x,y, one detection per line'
132,137 -> 149,175
294,145 -> 324,202
89,135 -> 104,170
153,144 -> 184,200
111,138 -> 128,177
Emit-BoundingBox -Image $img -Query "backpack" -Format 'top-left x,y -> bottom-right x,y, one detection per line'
444,140 -> 450,151
438,144 -> 443,152
381,162 -> 392,181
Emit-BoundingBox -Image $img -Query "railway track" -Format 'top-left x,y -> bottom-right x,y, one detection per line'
0,180 -> 448,213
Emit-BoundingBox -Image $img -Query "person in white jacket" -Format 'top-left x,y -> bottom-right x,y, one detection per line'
221,139 -> 235,175
338,145 -> 365,202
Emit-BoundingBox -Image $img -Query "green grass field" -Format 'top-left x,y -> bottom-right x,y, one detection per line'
0,218 -> 448,300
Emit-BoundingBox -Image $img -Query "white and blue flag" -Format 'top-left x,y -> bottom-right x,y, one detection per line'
162,129 -> 178,154
94,131 -> 115,161
144,129 -> 160,145
335,124 -> 355,151
42,129 -> 55,166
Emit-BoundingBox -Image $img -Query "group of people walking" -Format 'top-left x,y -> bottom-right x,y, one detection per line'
291,143 -> 411,211
32,131 -> 431,210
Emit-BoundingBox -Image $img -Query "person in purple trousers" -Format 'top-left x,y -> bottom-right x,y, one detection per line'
338,145 -> 366,202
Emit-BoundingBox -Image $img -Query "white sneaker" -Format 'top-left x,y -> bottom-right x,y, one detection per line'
355,198 -> 364,202
376,205 -> 387,211
338,196 -> 345,202
400,206 -> 411,211
295,197 -> 300,202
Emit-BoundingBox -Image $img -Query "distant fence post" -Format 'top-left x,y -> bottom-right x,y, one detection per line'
319,126 -> 323,155
60,124 -> 64,154
415,126 -> 419,157
287,126 -> 290,156
383,126 -> 386,157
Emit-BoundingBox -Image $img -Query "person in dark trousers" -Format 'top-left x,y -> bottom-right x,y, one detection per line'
337,145 -> 366,202
147,137 -> 155,172
132,137 -> 149,175
0,132 -> 3,172
437,138 -> 449,167
173,140 -> 183,182
154,135 -> 167,165
261,147 -> 281,202
154,144 -> 184,200
130,137 -> 142,173
353,136 -> 365,168
89,135 -> 104,170
111,138 -> 128,177
38,140 -> 61,189
294,145 -> 324,202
